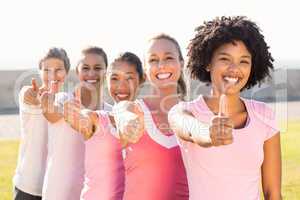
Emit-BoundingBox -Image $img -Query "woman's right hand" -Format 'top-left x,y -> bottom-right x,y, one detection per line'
209,94 -> 234,146
113,101 -> 144,146
23,78 -> 41,106
63,99 -> 98,140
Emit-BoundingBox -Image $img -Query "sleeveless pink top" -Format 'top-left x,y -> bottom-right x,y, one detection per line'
81,110 -> 125,200
122,100 -> 189,200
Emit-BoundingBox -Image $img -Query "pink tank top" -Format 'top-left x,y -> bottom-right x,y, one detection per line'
81,110 -> 125,200
122,100 -> 189,200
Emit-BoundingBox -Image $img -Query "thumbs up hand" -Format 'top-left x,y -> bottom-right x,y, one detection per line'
63,99 -> 98,140
112,101 -> 144,146
74,82 -> 98,110
209,94 -> 234,146
40,81 -> 59,113
23,78 -> 41,106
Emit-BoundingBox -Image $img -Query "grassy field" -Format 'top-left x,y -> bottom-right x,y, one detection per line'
0,139 -> 19,199
0,121 -> 299,199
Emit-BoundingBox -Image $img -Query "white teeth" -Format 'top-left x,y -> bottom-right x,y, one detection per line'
224,77 -> 238,84
156,73 -> 172,80
117,94 -> 129,98
86,80 -> 97,83
51,80 -> 59,83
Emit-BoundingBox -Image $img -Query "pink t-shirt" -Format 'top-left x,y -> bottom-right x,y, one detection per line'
177,96 -> 279,200
122,99 -> 189,200
81,110 -> 125,200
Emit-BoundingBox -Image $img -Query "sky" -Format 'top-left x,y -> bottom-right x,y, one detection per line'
0,0 -> 299,70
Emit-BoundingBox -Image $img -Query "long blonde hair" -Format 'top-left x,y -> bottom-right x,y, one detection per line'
148,34 -> 187,100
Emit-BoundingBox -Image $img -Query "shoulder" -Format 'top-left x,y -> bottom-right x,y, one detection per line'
244,99 -> 279,140
244,99 -> 276,123
170,95 -> 203,110
180,95 -> 208,118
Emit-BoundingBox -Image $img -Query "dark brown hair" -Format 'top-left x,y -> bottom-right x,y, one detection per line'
39,47 -> 70,72
81,46 -> 108,67
111,52 -> 144,82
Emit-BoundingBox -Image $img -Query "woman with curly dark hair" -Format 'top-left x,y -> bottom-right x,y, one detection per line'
168,16 -> 282,200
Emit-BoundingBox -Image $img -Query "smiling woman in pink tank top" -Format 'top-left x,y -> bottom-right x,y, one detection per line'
64,52 -> 145,200
116,34 -> 189,200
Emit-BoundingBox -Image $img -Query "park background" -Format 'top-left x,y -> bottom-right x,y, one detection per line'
0,0 -> 299,199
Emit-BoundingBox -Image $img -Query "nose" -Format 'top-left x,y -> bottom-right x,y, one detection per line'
88,69 -> 96,77
117,79 -> 127,90
157,60 -> 167,69
227,62 -> 240,73
228,61 -> 238,69
118,79 -> 133,94
47,69 -> 56,80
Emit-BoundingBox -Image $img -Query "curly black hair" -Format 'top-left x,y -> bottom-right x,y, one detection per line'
187,16 -> 274,89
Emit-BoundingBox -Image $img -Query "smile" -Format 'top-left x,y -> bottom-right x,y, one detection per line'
85,79 -> 98,84
116,93 -> 129,99
156,72 -> 172,80
224,76 -> 239,84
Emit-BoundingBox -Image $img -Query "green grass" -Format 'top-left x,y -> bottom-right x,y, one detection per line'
0,140 -> 19,199
0,121 -> 299,199
280,120 -> 300,199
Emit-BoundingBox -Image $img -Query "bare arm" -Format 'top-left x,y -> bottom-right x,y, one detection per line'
168,103 -> 212,146
261,132 -> 282,200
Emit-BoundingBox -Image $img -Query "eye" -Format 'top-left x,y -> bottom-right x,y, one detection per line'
219,57 -> 229,61
56,68 -> 64,72
148,58 -> 158,63
166,56 -> 174,60
111,77 -> 118,81
240,60 -> 250,64
127,76 -> 134,80
95,66 -> 104,71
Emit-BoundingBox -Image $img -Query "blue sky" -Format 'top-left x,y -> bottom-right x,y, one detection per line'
0,0 -> 299,70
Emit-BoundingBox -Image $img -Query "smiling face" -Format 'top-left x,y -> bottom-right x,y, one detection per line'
145,38 -> 182,90
76,53 -> 107,88
209,40 -> 252,96
107,61 -> 142,102
40,58 -> 67,89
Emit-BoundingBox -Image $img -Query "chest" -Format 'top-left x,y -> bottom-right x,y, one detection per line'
182,129 -> 265,173
150,112 -> 172,134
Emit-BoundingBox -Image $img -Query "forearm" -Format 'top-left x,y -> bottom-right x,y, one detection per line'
168,105 -> 210,145
168,113 -> 194,142
262,133 -> 282,200
263,192 -> 282,200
